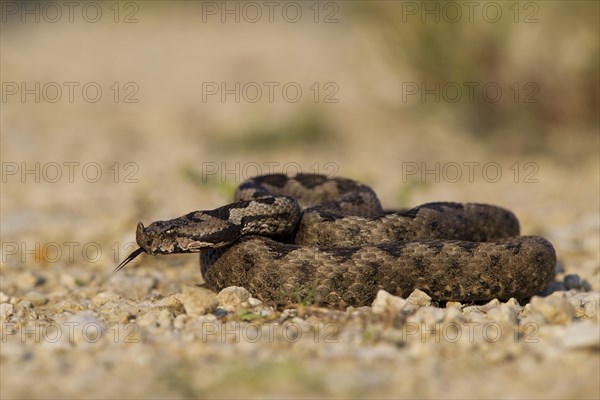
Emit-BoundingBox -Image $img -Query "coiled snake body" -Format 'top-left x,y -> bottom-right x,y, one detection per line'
117,174 -> 556,307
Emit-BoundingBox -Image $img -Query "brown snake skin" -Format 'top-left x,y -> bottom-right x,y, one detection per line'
116,174 -> 556,307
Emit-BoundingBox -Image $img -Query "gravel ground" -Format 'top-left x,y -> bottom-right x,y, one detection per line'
1,3 -> 599,399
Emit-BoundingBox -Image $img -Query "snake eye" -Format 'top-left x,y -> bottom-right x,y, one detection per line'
166,229 -> 173,235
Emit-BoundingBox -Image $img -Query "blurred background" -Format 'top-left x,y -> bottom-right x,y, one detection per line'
2,1 -> 598,240
1,1 -> 598,398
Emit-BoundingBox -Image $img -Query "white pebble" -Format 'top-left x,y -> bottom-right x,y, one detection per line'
92,292 -> 121,306
179,286 -> 218,316
0,292 -> 9,303
0,303 -> 14,319
487,303 -> 518,324
444,306 -> 465,323
484,298 -> 501,306
582,293 -> 600,319
173,314 -> 188,330
15,272 -> 39,291
25,291 -> 48,306
17,299 -> 32,310
530,295 -> 575,325
406,289 -> 432,307
217,286 -> 251,311
157,309 -> 174,329
109,275 -> 158,298
61,312 -> 105,346
371,290 -> 406,314
247,297 -> 263,307
561,322 -> 600,350
445,301 -> 462,309
420,306 -> 445,326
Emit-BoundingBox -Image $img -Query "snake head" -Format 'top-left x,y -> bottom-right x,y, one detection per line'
114,211 -> 241,273
136,212 -> 240,254
114,219 -> 205,273
136,220 -> 206,255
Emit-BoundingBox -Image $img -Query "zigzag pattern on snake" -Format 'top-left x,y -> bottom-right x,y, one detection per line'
116,173 -> 556,308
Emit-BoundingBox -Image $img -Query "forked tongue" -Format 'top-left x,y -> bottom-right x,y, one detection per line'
113,222 -> 147,273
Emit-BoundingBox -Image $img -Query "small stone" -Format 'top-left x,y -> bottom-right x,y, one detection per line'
462,306 -> 487,323
62,312 -> 105,346
580,279 -> 593,291
444,306 -> 464,322
543,280 -> 566,295
406,289 -> 432,307
152,294 -> 184,312
563,274 -> 582,290
0,303 -> 14,319
530,295 -> 575,325
59,273 -> 77,289
92,292 -> 121,306
582,293 -> 599,319
52,299 -> 84,314
15,272 -> 39,291
400,303 -> 421,315
371,290 -> 406,314
174,314 -> 188,330
179,286 -> 218,316
445,301 -> 462,309
561,322 -> 600,350
478,299 -> 501,314
109,275 -> 158,299
420,306 -> 445,326
137,310 -> 173,331
217,286 -> 251,311
17,299 -> 33,310
25,291 -> 48,306
247,297 -> 263,307
487,303 -> 518,324
0,292 -> 9,303
136,311 -> 161,328
280,309 -> 297,321
157,309 -> 173,329
506,298 -> 521,307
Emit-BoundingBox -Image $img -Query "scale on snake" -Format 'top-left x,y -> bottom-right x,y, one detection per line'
115,173 -> 556,307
